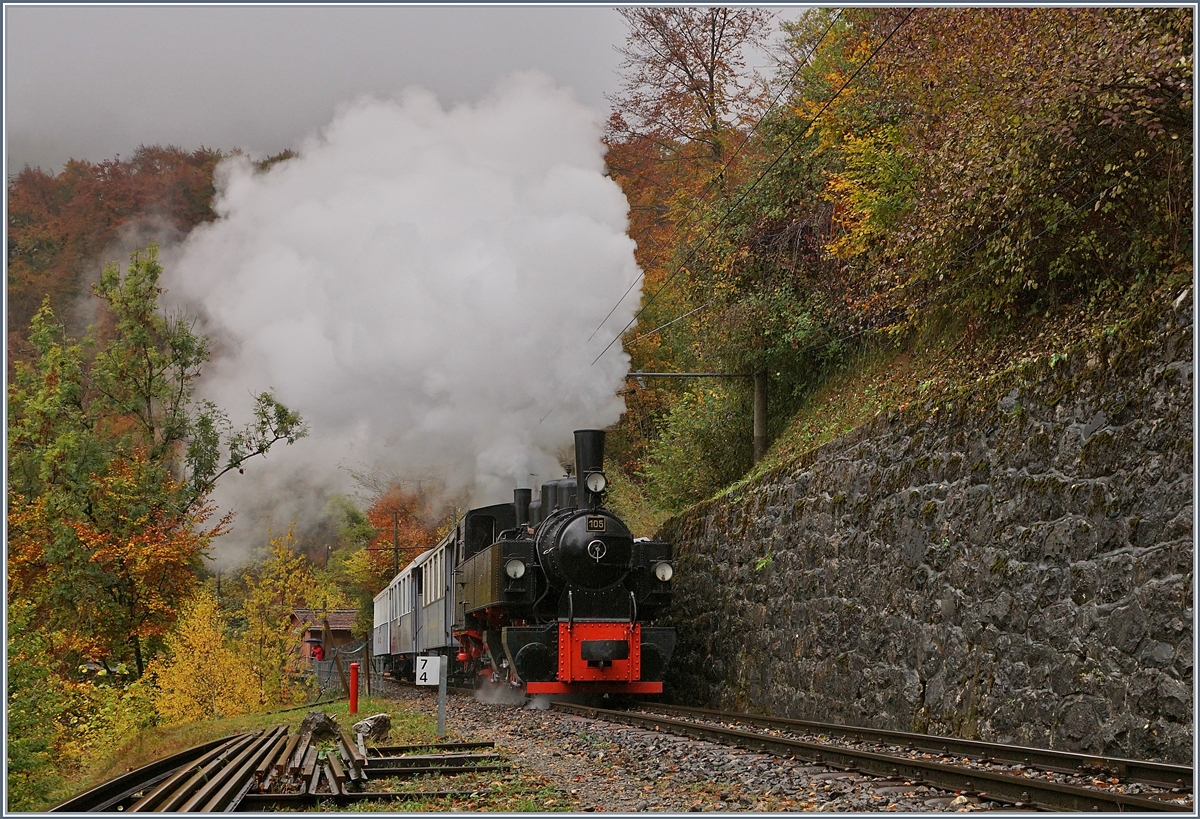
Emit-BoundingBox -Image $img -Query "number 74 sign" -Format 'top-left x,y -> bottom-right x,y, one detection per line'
416,655 -> 443,686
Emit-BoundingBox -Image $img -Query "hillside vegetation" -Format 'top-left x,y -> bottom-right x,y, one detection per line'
5,6 -> 1191,810
601,7 -> 1191,530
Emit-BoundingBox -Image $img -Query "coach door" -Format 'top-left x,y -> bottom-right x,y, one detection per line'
412,565 -> 424,652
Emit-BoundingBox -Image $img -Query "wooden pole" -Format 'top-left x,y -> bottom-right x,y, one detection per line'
392,511 -> 399,577
754,370 -> 768,464
324,619 -> 349,695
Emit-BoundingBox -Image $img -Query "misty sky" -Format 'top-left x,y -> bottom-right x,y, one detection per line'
5,4 -> 797,174
4,3 -> 803,553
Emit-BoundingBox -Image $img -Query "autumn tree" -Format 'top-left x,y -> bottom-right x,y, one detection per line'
7,146 -> 224,370
800,7 -> 1193,320
239,528 -> 348,706
609,7 -> 773,164
7,245 -> 307,677
149,590 -> 258,724
324,486 -> 451,634
603,8 -> 778,488
604,5 -> 775,358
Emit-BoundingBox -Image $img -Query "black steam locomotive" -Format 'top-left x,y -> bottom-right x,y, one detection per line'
372,430 -> 676,695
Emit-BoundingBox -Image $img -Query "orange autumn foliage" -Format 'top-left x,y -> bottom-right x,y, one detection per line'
362,486 -> 447,584
8,450 -> 228,675
7,146 -> 223,374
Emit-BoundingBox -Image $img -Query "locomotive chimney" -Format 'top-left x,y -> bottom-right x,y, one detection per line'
574,429 -> 605,507
514,488 -> 532,526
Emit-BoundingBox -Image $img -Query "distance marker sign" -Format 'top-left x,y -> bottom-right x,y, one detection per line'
416,655 -> 443,686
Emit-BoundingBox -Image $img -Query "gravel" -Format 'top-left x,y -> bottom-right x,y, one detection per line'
378,684 -> 997,812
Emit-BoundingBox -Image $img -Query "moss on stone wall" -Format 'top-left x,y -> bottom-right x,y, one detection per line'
659,296 -> 1193,763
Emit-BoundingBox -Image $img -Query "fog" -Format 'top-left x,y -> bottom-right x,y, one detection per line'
162,72 -> 640,563
5,5 -> 631,174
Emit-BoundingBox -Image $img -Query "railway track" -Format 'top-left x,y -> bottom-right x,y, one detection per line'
552,701 -> 1194,812
50,726 -> 506,812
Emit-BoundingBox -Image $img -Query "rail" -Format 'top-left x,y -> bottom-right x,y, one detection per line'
645,702 -> 1193,790
49,723 -> 505,812
551,701 -> 1193,812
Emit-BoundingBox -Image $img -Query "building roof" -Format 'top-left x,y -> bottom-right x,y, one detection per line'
292,608 -> 358,632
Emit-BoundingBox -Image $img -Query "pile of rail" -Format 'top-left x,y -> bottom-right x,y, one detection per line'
553,701 -> 1194,813
52,726 -> 506,811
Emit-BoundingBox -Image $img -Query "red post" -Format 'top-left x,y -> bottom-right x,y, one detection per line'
349,662 -> 360,715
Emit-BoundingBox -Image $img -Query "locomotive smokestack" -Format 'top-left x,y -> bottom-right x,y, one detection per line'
574,429 -> 605,506
514,488 -> 532,526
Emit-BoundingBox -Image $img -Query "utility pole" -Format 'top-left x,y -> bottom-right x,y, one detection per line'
627,371 -> 769,463
753,370 -> 768,464
392,510 -> 399,577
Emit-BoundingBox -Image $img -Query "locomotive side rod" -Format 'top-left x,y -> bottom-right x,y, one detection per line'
553,703 -> 1191,812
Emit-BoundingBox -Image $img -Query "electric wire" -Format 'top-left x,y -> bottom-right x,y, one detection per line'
622,77 -> 1188,365
592,8 -> 916,367
625,302 -> 710,348
586,8 -> 846,344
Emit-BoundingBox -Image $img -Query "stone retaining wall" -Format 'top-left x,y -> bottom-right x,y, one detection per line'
659,296 -> 1193,763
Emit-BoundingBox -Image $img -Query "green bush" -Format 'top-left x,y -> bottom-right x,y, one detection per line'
642,385 -> 754,511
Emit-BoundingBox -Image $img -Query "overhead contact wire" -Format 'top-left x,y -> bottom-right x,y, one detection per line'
586,8 -> 845,344
800,142 -> 1176,357
592,9 -> 915,366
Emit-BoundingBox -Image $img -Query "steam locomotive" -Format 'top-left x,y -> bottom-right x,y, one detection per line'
372,430 -> 676,695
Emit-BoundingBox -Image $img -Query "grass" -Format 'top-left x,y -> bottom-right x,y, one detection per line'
54,696 -> 423,809
53,695 -> 582,813
628,275 -> 1186,522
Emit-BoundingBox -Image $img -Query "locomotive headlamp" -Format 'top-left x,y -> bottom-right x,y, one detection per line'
654,561 -> 674,582
505,558 -> 527,580
585,471 -> 608,493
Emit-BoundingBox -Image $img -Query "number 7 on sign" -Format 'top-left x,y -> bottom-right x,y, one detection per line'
416,655 -> 442,686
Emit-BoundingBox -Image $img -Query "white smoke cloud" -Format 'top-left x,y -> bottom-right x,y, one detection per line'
163,71 -> 640,561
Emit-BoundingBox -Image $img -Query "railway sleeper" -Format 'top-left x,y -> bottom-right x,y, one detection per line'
554,702 -> 1193,813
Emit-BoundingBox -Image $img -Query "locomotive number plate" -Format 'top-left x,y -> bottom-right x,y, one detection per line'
586,516 -> 606,532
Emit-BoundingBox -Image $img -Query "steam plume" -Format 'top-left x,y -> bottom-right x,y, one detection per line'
163,72 -> 639,561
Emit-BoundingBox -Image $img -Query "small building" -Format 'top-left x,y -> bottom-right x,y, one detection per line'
291,609 -> 359,661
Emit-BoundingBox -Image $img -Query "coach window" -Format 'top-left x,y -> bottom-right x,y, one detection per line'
436,547 -> 446,600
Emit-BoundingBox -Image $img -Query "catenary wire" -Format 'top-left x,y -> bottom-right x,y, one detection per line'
592,9 -> 916,367
623,75 -> 1187,361
586,8 -> 846,344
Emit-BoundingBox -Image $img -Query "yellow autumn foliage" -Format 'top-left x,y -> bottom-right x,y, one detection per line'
240,527 -> 348,706
147,591 -> 258,725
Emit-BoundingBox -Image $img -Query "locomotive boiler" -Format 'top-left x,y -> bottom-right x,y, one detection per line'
373,429 -> 676,695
